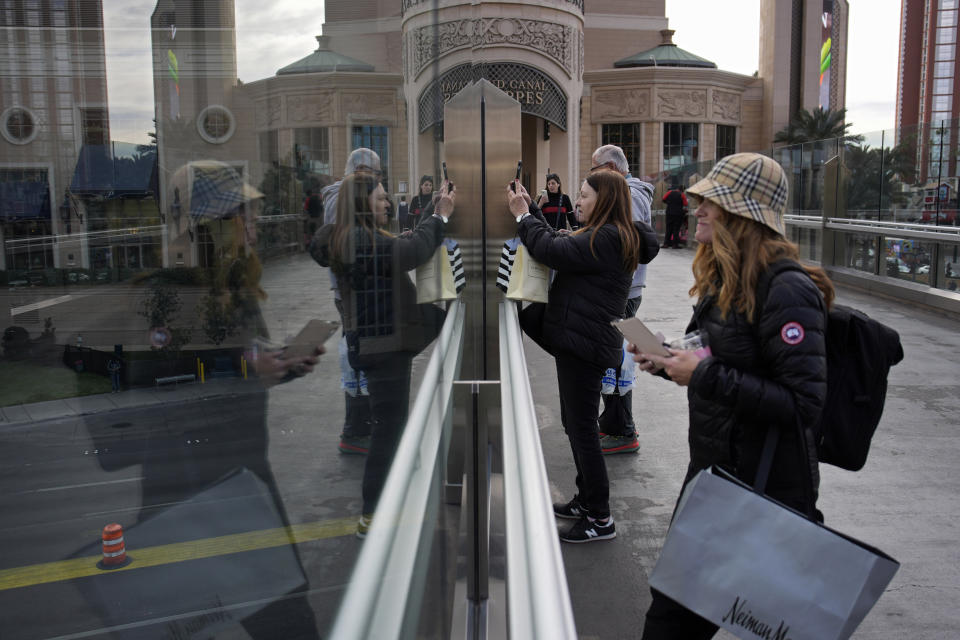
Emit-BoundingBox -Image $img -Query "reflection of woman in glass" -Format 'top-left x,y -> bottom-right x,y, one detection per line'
313,172 -> 455,536
89,162 -> 324,638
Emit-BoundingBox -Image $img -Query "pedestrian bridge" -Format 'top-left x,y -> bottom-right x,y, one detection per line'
1,245 -> 956,639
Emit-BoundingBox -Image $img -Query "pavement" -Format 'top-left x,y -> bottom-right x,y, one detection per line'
2,248 -> 959,638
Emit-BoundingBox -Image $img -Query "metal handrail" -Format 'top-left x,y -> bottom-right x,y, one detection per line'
499,301 -> 577,640
329,298 -> 464,639
824,217 -> 960,242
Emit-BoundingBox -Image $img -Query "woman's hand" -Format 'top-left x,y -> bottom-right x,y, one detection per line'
635,348 -> 701,387
435,181 -> 456,218
506,182 -> 531,217
254,346 -> 325,386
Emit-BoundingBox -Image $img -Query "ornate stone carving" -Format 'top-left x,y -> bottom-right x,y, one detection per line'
287,93 -> 334,124
342,92 -> 396,122
411,18 -> 574,78
255,97 -> 282,128
712,91 -> 741,122
592,88 -> 650,121
657,90 -> 707,118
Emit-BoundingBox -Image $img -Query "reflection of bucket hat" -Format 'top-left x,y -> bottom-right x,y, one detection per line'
687,153 -> 788,236
170,161 -> 263,220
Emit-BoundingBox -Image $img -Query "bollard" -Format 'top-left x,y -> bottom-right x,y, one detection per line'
97,523 -> 132,569
200,362 -> 205,383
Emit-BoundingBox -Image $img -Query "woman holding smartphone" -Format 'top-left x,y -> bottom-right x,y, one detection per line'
535,173 -> 577,231
506,169 -> 658,543
312,172 -> 455,536
630,153 -> 832,638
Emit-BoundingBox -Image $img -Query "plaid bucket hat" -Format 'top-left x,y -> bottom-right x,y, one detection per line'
686,153 -> 788,236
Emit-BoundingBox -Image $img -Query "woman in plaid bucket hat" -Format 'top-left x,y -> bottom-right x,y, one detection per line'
630,153 -> 836,638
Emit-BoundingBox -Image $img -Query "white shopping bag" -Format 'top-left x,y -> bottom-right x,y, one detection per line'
649,466 -> 900,640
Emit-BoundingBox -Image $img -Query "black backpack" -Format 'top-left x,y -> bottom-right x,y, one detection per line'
759,260 -> 905,471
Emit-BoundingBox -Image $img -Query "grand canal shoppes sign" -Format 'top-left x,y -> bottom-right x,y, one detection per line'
417,62 -> 568,132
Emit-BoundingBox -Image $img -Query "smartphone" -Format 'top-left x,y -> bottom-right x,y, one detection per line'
442,161 -> 453,189
511,161 -> 522,192
611,317 -> 671,357
285,319 -> 339,359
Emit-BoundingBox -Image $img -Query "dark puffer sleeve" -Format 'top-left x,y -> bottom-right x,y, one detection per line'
393,214 -> 445,271
517,215 -> 620,274
689,271 -> 827,431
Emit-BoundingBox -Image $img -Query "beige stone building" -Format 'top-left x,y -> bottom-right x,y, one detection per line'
144,0 -> 848,266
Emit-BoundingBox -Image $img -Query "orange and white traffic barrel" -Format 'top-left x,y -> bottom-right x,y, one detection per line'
96,523 -> 132,569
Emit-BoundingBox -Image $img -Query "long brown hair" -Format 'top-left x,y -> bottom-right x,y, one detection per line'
329,172 -> 393,272
690,208 -> 834,320
578,169 -> 642,271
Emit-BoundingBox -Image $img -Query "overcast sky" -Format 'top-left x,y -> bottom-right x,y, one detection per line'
666,0 -> 901,136
103,1 -> 900,144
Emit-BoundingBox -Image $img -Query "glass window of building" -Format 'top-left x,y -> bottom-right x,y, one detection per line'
663,123 -> 699,171
935,43 -> 956,61
196,105 -> 235,144
293,128 -> 331,177
717,125 -> 736,159
352,125 -> 389,189
938,9 -> 957,27
80,108 -> 107,145
601,123 -> 642,176
2,107 -> 37,144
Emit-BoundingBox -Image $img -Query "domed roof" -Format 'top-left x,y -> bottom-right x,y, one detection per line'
614,30 -> 717,69
277,36 -> 374,75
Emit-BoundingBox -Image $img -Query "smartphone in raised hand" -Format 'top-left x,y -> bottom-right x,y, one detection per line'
511,161 -> 522,192
442,161 -> 453,190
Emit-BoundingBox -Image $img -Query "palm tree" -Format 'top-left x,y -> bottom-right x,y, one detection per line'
774,108 -> 863,210
774,107 -> 862,145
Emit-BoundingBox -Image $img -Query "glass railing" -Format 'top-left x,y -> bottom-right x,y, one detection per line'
647,119 -> 960,297
330,299 -> 464,639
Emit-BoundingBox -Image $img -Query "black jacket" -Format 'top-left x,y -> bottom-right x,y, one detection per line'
684,268 -> 827,512
518,210 -> 655,369
309,216 -> 445,364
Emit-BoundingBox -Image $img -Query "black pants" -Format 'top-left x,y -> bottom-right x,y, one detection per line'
664,213 -> 685,247
361,353 -> 413,514
599,296 -> 642,437
641,588 -> 718,640
556,351 -> 609,518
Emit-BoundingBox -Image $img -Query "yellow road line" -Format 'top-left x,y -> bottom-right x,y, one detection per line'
0,517 -> 357,592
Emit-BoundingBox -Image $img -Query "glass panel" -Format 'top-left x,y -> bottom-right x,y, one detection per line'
941,243 -> 960,292
937,26 -> 957,43
938,9 -> 957,27
935,43 -> 956,60
0,2 -> 461,637
884,237 -> 936,284
836,232 -> 878,273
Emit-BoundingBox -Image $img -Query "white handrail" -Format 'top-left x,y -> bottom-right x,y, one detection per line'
499,301 -> 578,640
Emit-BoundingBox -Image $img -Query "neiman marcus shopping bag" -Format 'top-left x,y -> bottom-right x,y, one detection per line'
649,466 -> 899,640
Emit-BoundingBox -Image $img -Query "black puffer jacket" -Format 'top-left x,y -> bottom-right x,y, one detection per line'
518,211 -> 657,369
684,268 -> 827,512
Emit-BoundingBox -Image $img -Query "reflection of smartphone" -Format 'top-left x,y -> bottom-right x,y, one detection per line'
511,161 -> 522,192
285,319 -> 339,359
442,161 -> 453,189
611,317 -> 671,357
